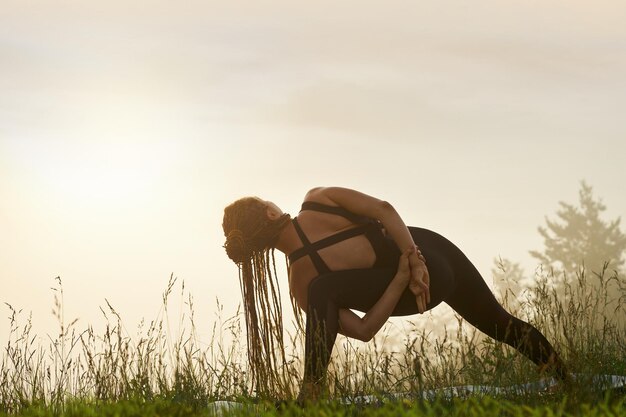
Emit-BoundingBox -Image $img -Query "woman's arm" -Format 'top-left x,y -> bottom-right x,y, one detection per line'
337,249 -> 412,341
305,186 -> 431,312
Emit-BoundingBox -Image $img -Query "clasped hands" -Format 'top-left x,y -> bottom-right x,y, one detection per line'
396,245 -> 430,313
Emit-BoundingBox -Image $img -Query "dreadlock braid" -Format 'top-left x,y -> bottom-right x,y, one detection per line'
222,197 -> 294,396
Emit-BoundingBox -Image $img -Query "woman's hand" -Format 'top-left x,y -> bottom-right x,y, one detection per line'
393,248 -> 412,286
408,246 -> 430,313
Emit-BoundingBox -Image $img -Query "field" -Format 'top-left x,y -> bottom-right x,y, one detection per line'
1,265 -> 624,416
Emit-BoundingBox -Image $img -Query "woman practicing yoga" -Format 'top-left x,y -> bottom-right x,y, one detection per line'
222,187 -> 568,400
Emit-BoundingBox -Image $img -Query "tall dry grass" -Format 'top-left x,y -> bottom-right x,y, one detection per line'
1,266 -> 624,414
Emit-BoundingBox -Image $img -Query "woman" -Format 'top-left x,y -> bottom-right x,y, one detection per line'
222,187 -> 568,400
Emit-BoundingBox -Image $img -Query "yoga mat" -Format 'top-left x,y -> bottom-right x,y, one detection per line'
207,374 -> 626,414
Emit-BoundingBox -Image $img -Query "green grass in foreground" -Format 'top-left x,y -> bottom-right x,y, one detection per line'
2,394 -> 625,417
1,266 -> 624,415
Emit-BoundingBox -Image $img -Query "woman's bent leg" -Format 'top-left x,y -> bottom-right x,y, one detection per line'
303,274 -> 339,386
303,268 -> 400,385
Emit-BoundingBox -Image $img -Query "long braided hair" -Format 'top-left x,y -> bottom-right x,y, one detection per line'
222,197 -> 294,396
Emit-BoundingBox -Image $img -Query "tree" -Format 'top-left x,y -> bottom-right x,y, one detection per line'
530,181 -> 626,276
529,181 -> 625,329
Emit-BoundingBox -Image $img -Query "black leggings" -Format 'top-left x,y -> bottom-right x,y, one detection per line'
304,227 -> 567,384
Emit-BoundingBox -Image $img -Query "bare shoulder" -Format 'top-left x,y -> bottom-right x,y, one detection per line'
303,186 -> 336,205
302,187 -> 390,219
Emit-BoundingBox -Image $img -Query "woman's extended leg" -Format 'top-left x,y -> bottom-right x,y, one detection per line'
407,226 -> 569,380
443,248 -> 569,380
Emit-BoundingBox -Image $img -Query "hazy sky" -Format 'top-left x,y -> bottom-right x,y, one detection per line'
1,0 -> 625,348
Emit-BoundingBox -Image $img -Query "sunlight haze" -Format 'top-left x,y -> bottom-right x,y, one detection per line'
1,0 -> 625,348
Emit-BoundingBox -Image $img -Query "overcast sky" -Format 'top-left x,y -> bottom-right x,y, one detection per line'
1,0 -> 625,348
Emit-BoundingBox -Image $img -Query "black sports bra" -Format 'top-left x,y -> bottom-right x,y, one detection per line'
287,201 -> 400,275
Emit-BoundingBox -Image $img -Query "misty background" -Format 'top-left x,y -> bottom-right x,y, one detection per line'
1,1 -> 625,349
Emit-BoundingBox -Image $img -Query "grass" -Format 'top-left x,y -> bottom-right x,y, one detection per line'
0,264 -> 624,416
3,396 -> 625,417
